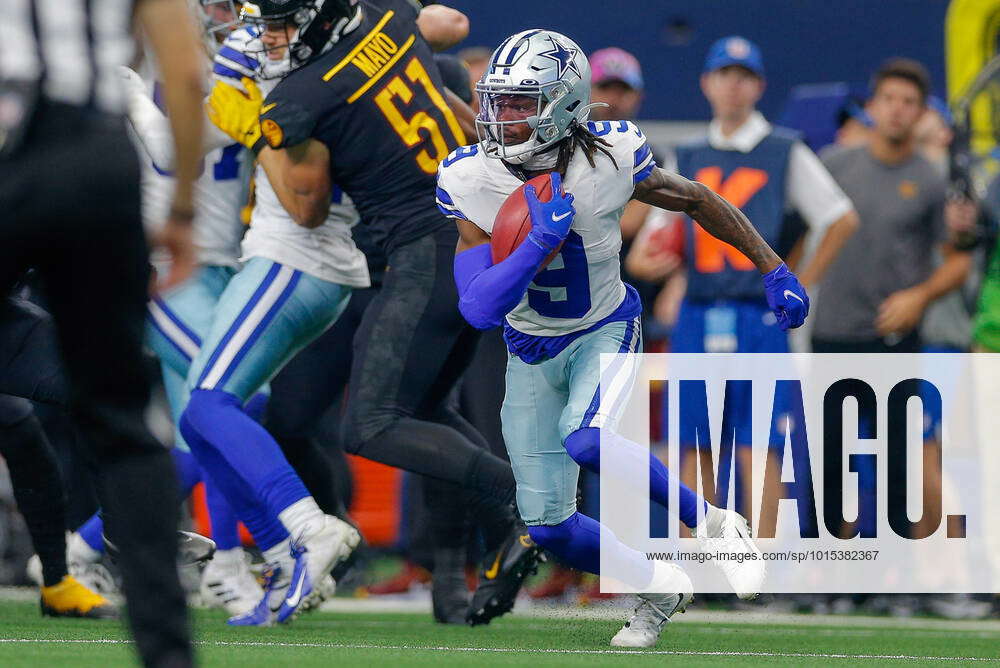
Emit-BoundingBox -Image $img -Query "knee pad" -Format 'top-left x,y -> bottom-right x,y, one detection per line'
564,427 -> 600,474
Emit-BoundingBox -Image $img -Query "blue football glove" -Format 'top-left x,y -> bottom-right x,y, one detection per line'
525,171 -> 575,252
763,263 -> 810,330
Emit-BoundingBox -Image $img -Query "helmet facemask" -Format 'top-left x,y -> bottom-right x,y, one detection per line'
240,0 -> 360,77
237,16 -> 296,80
475,30 -> 596,166
199,0 -> 243,43
476,80 -> 574,165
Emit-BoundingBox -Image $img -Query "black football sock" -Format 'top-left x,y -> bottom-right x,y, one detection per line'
422,476 -> 471,551
0,413 -> 68,587
464,450 -> 518,550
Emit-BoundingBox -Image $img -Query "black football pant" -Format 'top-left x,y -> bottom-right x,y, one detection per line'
0,394 -> 68,588
265,287 -> 380,517
342,226 -> 517,550
0,104 -> 189,668
267,281 -> 474,563
459,327 -> 509,461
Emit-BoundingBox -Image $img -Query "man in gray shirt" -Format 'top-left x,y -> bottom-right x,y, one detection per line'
812,59 -> 972,353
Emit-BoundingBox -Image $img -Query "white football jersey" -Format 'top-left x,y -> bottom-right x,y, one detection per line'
128,54 -> 249,269
437,120 -> 656,337
137,142 -> 249,269
241,168 -> 370,288
219,27 -> 370,288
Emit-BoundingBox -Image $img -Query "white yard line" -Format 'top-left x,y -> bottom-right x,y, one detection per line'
0,638 -> 996,661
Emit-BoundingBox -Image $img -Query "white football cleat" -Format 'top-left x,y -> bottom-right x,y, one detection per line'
611,562 -> 693,648
276,515 -> 360,623
695,506 -> 765,600
199,548 -> 263,617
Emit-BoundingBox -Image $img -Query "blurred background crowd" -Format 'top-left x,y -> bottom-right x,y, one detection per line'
1,0 -> 998,621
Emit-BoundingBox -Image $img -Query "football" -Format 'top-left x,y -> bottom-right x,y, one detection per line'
490,174 -> 563,268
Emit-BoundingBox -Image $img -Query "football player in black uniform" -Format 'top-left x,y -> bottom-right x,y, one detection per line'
207,0 -> 538,624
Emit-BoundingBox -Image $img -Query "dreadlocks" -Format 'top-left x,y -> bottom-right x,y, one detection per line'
555,121 -> 619,176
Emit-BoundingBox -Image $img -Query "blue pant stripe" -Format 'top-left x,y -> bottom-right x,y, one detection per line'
147,297 -> 202,362
150,296 -> 203,346
214,269 -> 303,390
147,312 -> 194,363
197,262 -> 282,388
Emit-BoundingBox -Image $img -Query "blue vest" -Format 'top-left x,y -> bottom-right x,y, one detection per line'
675,129 -> 797,302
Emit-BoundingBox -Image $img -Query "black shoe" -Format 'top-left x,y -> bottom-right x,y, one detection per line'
431,548 -> 469,624
466,525 -> 543,626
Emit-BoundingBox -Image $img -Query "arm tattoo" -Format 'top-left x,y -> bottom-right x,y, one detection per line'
632,168 -> 781,272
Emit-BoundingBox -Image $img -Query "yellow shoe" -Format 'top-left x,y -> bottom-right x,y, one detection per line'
40,575 -> 119,619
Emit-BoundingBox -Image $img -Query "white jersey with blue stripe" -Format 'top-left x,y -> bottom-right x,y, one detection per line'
437,120 -> 656,338
129,59 -> 248,269
216,27 -> 370,288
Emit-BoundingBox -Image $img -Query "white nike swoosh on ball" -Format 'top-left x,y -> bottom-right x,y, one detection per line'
551,211 -> 571,222
285,573 -> 306,607
783,289 -> 804,304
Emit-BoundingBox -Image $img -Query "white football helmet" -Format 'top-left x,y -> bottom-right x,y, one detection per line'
476,29 -> 598,164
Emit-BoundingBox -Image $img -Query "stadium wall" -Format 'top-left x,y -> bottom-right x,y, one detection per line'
447,0 -> 949,121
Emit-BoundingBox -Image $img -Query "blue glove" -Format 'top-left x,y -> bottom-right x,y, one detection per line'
525,171 -> 575,252
763,263 -> 810,330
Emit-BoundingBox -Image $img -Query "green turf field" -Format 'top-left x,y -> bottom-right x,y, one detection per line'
0,600 -> 998,667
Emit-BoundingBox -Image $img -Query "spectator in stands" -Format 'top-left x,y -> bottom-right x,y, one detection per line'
456,46 -> 491,112
820,96 -> 872,159
589,48 -> 650,242
915,95 -> 981,356
632,36 -> 858,519
914,96 -> 954,175
812,58 -> 973,549
812,59 -> 972,354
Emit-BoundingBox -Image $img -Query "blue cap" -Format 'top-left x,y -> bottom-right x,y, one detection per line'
703,36 -> 765,78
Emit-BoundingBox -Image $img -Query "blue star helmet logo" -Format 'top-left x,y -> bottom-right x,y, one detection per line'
538,36 -> 581,80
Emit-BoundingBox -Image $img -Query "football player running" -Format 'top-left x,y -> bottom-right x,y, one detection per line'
437,30 -> 809,647
207,0 -> 543,625
176,16 -> 370,627
53,0 -> 266,617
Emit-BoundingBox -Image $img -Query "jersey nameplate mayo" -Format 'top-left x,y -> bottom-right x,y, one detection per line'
259,0 -> 465,255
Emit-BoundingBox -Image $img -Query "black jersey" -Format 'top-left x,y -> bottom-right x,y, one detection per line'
259,0 -> 467,255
